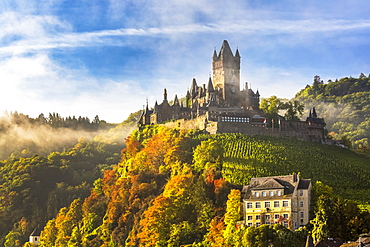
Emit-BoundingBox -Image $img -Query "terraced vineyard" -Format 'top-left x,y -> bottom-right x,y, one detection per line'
196,133 -> 370,204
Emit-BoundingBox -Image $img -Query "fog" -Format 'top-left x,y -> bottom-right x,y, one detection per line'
0,112 -> 137,160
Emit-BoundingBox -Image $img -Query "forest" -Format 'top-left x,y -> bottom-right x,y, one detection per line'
3,124 -> 368,246
295,73 -> 370,153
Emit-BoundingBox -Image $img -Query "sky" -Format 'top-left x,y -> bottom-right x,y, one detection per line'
1,0 -> 370,123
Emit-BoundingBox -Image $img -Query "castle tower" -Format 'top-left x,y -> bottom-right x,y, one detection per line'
212,40 -> 240,105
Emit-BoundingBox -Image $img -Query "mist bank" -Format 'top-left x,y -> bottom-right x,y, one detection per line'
295,74 -> 370,151
0,111 -> 137,160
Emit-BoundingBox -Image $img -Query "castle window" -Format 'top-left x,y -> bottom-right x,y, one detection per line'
299,190 -> 304,196
299,201 -> 304,207
300,211 -> 304,218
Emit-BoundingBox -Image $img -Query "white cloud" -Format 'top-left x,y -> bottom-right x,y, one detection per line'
0,53 -> 149,123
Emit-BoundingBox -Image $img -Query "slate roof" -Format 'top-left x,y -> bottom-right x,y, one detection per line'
242,174 -> 310,200
30,227 -> 42,236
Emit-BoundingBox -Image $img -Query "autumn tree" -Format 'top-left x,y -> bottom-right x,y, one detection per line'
223,189 -> 242,246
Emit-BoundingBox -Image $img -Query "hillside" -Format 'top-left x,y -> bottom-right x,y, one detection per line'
24,125 -> 370,247
295,74 -> 370,153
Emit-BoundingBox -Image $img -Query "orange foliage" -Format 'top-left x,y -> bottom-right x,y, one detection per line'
205,216 -> 226,246
121,136 -> 142,161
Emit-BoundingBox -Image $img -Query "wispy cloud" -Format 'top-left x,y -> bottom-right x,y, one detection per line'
1,17 -> 370,55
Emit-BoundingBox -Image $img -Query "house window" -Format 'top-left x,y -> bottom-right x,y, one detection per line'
266,221 -> 271,225
248,215 -> 253,221
283,201 -> 289,207
254,192 -> 259,197
299,190 -> 304,196
274,201 -> 280,208
265,215 -> 270,220
255,202 -> 261,208
299,201 -> 304,207
247,202 -> 252,209
262,191 -> 266,196
269,191 -> 274,196
300,211 -> 304,218
283,213 -> 289,219
256,222 -> 261,227
277,190 -> 281,196
256,215 -> 261,220
274,214 -> 280,219
247,222 -> 253,227
283,221 -> 289,227
265,202 -> 271,208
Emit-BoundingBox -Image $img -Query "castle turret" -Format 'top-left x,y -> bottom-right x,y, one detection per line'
163,88 -> 168,102
190,78 -> 198,99
212,40 -> 240,105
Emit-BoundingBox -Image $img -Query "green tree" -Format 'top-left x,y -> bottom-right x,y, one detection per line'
223,189 -> 242,246
193,139 -> 223,172
281,100 -> 304,121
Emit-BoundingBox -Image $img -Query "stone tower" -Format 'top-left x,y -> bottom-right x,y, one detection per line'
212,40 -> 241,106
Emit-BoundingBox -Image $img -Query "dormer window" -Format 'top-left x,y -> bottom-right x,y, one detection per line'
254,192 -> 259,197
262,191 -> 266,196
269,191 -> 274,196
277,190 -> 281,196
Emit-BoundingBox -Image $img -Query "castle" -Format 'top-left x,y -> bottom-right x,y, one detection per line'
139,40 -> 326,143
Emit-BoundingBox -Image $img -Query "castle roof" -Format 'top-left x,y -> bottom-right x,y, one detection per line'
218,40 -> 234,59
173,94 -> 179,106
235,48 -> 240,58
207,77 -> 214,92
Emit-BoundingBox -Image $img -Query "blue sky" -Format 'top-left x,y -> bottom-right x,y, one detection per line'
1,0 -> 370,123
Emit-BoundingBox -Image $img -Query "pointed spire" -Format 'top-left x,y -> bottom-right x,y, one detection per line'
219,40 -> 233,58
256,89 -> 260,97
163,88 -> 168,102
213,48 -> 218,60
173,94 -> 179,105
235,48 -> 240,58
207,77 -> 214,92
190,78 -> 198,98
312,107 -> 317,118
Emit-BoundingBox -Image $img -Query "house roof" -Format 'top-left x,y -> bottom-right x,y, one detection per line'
242,174 -> 310,200
30,227 -> 42,236
298,179 -> 311,189
315,238 -> 343,247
